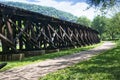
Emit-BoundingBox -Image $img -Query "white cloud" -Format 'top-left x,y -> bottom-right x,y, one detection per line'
1,0 -> 100,20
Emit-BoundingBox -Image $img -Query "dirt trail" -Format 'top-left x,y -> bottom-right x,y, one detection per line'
0,41 -> 115,80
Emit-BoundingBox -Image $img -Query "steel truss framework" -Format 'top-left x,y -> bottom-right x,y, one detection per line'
0,3 -> 100,54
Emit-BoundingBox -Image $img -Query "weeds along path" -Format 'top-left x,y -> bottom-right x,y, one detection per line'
0,41 -> 115,80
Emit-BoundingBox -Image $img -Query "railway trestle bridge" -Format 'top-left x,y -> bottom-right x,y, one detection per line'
0,3 -> 100,61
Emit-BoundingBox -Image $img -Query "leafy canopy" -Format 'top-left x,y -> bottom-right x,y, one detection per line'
86,0 -> 119,8
77,16 -> 91,27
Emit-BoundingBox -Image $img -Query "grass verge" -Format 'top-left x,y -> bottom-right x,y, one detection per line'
0,42 -> 102,72
39,41 -> 120,80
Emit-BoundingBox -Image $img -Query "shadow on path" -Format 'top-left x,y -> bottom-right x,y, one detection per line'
0,41 -> 116,80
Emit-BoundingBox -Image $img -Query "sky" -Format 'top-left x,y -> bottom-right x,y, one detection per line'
0,0 -> 102,20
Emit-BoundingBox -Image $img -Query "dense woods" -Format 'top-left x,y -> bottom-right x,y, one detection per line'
77,13 -> 120,40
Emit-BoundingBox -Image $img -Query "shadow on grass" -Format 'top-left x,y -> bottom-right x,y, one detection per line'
64,46 -> 120,80
40,42 -> 120,80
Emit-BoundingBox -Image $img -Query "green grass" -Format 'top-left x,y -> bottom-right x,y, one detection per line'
0,43 -> 102,72
39,41 -> 120,80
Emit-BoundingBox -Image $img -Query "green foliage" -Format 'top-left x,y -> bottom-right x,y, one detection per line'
39,41 -> 120,80
92,12 -> 120,40
0,43 -> 102,72
112,13 -> 120,39
86,0 -> 118,8
91,15 -> 107,39
1,1 -> 78,22
77,16 -> 91,27
105,18 -> 118,40
86,0 -> 120,15
111,12 -> 120,32
91,13 -> 120,40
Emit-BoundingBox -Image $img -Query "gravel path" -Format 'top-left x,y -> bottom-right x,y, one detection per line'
0,41 -> 115,80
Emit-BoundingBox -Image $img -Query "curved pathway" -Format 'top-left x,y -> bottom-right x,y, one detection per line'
0,41 -> 115,80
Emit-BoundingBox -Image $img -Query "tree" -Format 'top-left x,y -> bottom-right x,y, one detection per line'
105,19 -> 117,40
91,15 -> 108,39
86,0 -> 120,40
86,0 -> 120,14
86,0 -> 119,8
77,16 -> 91,27
106,12 -> 120,39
